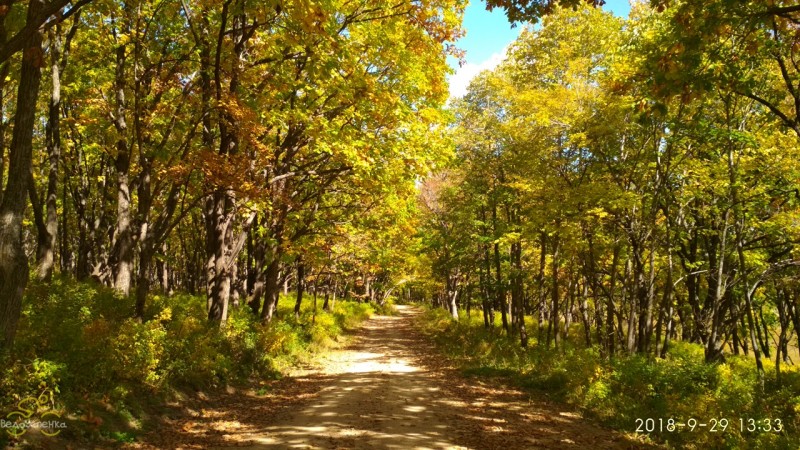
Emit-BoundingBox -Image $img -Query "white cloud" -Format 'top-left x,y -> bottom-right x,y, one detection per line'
447,50 -> 508,100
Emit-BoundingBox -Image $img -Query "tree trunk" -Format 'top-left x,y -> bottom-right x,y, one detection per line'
537,231 -> 547,345
36,25 -> 67,281
60,163 -> 71,273
0,0 -> 44,352
704,211 -> 730,362
550,235 -> 561,348
660,250 -> 674,358
606,244 -> 619,356
260,257 -> 281,322
638,240 -> 657,354
632,238 -> 647,353
757,306 -> 771,358
481,206 -> 494,327
322,276 -> 333,311
294,261 -> 305,319
0,20 -> 6,208
511,237 -> 527,348
159,241 -> 169,293
111,42 -> 133,296
624,259 -> 637,353
579,277 -> 591,347
448,285 -> 459,320
135,242 -> 154,320
205,190 -> 233,322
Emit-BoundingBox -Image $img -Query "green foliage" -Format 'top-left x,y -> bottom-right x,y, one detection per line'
414,5 -> 800,450
104,430 -> 137,443
484,0 -> 605,24
418,306 -> 800,450
0,358 -> 65,406
1,278 -> 374,443
372,299 -> 399,316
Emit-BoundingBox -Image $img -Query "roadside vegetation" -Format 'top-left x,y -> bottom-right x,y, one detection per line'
418,307 -> 800,450
0,278 -> 379,447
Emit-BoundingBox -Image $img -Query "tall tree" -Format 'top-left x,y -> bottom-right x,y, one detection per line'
0,0 -> 45,352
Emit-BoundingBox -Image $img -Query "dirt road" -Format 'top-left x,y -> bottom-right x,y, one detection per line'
133,305 -> 651,449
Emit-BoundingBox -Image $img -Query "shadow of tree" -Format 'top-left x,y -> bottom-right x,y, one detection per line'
128,306 -> 656,450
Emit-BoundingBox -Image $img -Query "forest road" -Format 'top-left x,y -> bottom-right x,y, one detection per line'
133,305 -> 654,450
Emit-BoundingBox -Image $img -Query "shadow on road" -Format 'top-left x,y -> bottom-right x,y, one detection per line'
131,306 -> 654,450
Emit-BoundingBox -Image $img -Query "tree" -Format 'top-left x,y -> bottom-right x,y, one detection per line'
0,0 -> 45,352
485,0 -> 605,24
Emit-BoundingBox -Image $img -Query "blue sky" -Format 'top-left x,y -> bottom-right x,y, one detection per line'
448,0 -> 632,98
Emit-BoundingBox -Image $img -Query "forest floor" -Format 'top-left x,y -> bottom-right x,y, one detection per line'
126,305 -> 655,449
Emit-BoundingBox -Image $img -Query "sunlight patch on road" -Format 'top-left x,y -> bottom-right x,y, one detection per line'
338,351 -> 421,374
403,405 -> 426,413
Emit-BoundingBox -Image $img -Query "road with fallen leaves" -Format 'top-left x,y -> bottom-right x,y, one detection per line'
130,305 -> 655,449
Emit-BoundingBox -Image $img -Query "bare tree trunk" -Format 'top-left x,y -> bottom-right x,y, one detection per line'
606,244 -> 619,356
294,261 -> 305,319
705,211 -> 730,362
624,259 -> 636,353
159,241 -> 169,293
550,235 -> 561,348
488,202 -> 507,332
537,231 -> 546,345
331,279 -> 338,310
479,241 -> 491,328
740,251 -> 764,381
206,191 -> 234,322
448,286 -> 459,320
0,0 -> 44,352
35,27 -> 63,280
135,242 -> 154,319
29,170 -> 49,264
60,164 -> 71,273
511,236 -> 527,347
73,142 -> 91,280
638,240 -> 657,354
482,206 -> 494,327
37,17 -> 76,280
564,274 -> 574,336
632,237 -> 647,353
579,277 -> 591,347
757,306 -> 771,358
776,289 -> 790,383
260,257 -> 281,322
0,29 -> 6,208
660,250 -> 674,358
322,276 -> 333,311
111,41 -> 133,296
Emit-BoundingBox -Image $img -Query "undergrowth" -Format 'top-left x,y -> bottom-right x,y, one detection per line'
417,306 -> 800,450
0,277 -> 375,447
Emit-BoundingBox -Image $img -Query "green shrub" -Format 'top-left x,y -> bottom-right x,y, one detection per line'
4,279 -> 376,446
373,299 -> 398,316
111,316 -> 168,388
0,358 -> 65,409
